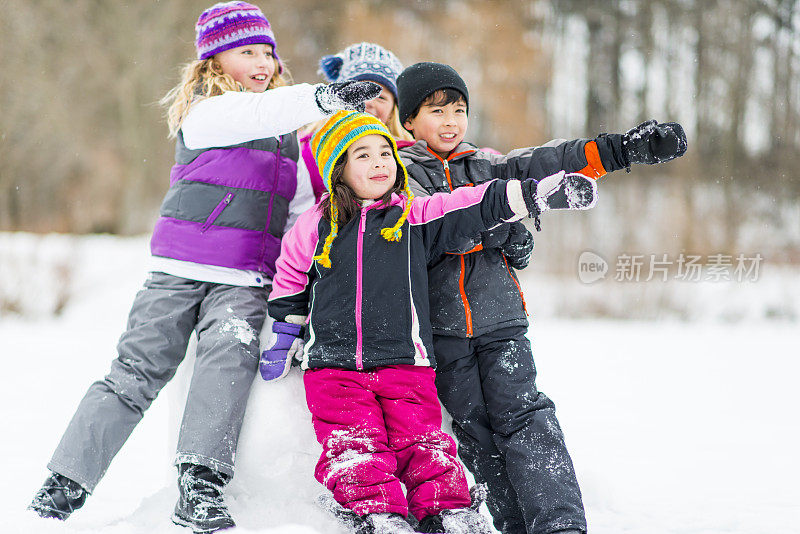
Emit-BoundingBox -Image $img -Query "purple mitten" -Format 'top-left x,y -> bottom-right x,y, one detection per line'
260,321 -> 304,381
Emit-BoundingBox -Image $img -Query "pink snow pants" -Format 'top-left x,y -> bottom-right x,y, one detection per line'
304,365 -> 471,520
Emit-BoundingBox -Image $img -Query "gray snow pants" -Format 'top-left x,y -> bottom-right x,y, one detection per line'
48,272 -> 267,492
434,325 -> 586,534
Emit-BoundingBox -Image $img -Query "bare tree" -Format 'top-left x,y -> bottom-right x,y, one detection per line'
1,0 -> 798,262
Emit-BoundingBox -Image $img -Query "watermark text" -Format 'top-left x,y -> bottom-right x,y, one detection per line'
578,252 -> 763,283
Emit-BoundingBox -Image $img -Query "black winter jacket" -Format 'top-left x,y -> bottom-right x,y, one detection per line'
399,136 -> 626,337
268,179 -> 527,371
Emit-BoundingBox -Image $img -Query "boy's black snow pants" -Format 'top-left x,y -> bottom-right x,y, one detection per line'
433,325 -> 586,534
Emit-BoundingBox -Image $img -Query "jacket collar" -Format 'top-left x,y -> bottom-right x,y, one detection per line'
398,139 -> 477,165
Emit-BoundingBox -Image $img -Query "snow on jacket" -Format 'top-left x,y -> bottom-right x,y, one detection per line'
268,179 -> 530,371
150,85 -> 327,278
399,136 -> 626,337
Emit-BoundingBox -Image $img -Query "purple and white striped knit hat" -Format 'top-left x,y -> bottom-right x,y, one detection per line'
195,1 -> 282,72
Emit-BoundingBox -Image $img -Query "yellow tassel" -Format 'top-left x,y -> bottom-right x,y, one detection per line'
313,252 -> 332,269
313,202 -> 338,268
380,227 -> 402,241
380,185 -> 414,243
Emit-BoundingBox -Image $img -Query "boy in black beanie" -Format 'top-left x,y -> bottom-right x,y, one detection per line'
396,61 -> 686,534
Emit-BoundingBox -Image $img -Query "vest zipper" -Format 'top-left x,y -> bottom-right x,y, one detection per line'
354,207 -> 368,370
200,192 -> 235,232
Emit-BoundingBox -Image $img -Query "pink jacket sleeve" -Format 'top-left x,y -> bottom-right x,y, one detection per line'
268,206 -> 322,319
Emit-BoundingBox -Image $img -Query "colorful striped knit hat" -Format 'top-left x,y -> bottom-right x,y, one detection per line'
311,110 -> 415,268
195,1 -> 283,73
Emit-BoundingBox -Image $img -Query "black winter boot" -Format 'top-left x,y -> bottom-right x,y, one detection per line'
29,472 -> 87,520
171,463 -> 235,533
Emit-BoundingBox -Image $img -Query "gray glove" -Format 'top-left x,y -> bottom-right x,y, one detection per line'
315,81 -> 382,114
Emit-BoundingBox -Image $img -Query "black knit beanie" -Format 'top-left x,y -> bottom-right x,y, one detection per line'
397,62 -> 469,125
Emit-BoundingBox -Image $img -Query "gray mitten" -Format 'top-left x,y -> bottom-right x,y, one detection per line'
520,171 -> 598,232
315,81 -> 382,114
521,171 -> 598,215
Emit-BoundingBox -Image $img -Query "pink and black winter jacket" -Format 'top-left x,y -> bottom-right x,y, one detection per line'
268,179 -> 528,371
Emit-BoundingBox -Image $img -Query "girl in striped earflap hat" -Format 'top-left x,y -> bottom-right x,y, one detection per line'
300,42 -> 414,202
261,110 -> 599,533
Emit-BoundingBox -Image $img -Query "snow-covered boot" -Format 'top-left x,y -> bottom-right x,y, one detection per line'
363,512 -> 416,533
417,486 -> 492,534
317,493 -> 415,533
171,463 -> 235,533
318,492 -> 362,532
417,507 -> 493,534
28,472 -> 87,520
468,483 -> 488,512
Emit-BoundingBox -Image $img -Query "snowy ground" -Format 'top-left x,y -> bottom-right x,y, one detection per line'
1,233 -> 799,534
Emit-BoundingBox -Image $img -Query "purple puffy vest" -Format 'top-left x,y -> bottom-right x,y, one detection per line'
150,132 -> 299,277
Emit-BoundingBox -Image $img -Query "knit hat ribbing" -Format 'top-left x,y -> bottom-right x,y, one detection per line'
195,1 -> 283,73
311,111 -> 414,268
319,42 -> 403,100
396,62 -> 469,125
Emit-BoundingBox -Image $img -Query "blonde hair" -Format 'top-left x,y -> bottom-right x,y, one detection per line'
386,104 -> 413,142
161,55 -> 290,138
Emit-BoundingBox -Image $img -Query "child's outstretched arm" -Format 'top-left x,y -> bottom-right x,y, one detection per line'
414,172 -> 596,260
479,120 -> 687,182
407,161 -> 535,265
182,82 -> 381,149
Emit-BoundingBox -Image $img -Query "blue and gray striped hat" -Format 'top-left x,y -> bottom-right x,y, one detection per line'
319,42 -> 403,100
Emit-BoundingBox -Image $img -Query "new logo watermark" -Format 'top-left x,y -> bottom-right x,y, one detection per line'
577,252 -> 763,283
578,251 -> 609,283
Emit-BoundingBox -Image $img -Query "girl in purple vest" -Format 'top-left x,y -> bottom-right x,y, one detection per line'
28,2 -> 378,532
